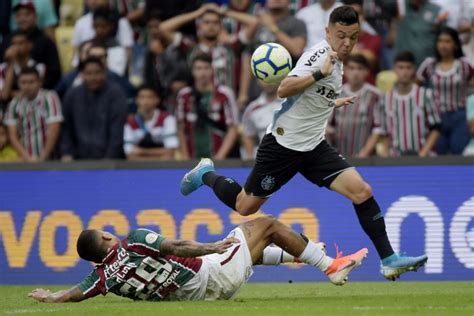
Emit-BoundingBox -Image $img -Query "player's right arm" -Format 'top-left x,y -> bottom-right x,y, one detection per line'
277,51 -> 337,98
28,286 -> 86,303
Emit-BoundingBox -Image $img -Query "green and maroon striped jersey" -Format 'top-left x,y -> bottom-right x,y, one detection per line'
3,89 -> 63,157
417,57 -> 473,113
378,84 -> 441,156
77,229 -> 202,301
331,83 -> 382,156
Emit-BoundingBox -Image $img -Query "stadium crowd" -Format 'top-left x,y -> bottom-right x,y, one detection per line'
0,0 -> 472,162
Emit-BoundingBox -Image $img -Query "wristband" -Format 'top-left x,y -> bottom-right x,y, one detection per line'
312,69 -> 325,82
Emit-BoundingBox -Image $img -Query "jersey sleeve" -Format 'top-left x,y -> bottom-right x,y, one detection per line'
423,88 -> 442,130
44,91 -> 63,124
219,87 -> 239,126
373,94 -> 387,135
287,45 -> 331,77
3,98 -> 18,126
126,229 -> 166,253
77,269 -> 107,298
416,58 -> 433,83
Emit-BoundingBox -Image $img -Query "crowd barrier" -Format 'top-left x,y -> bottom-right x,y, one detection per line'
0,157 -> 473,284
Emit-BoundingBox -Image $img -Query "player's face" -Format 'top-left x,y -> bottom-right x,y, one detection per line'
192,60 -> 214,85
198,12 -> 221,41
326,23 -> 360,59
345,61 -> 368,86
82,63 -> 106,92
437,33 -> 457,59
18,74 -> 41,100
15,8 -> 36,31
137,90 -> 160,113
394,61 -> 416,84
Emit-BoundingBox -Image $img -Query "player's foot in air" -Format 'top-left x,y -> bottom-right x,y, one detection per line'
180,158 -> 215,196
324,246 -> 368,286
381,253 -> 428,281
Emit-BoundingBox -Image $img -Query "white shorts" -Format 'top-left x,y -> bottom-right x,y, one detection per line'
202,227 -> 254,300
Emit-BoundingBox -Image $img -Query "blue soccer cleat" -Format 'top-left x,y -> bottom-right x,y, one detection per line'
180,158 -> 215,196
381,253 -> 428,281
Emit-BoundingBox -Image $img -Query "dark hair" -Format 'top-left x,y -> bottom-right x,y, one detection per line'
435,26 -> 464,60
394,51 -> 416,65
137,84 -> 161,97
79,57 -> 106,71
19,66 -> 40,78
88,41 -> 108,53
346,54 -> 369,69
11,29 -> 32,41
76,230 -> 104,263
93,7 -> 118,24
191,53 -> 212,66
146,10 -> 162,23
329,5 -> 359,25
342,0 -> 363,6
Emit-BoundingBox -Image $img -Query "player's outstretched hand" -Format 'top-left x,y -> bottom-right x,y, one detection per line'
334,96 -> 357,108
212,237 -> 240,254
321,52 -> 338,77
28,288 -> 51,302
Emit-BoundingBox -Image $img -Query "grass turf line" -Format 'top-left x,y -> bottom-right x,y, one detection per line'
1,282 -> 473,316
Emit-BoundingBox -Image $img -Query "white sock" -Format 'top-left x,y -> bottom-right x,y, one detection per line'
262,247 -> 296,265
298,241 -> 333,271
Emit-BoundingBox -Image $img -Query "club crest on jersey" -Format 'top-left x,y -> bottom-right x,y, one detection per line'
261,176 -> 275,191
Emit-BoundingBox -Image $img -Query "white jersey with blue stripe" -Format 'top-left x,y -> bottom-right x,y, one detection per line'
267,40 -> 343,152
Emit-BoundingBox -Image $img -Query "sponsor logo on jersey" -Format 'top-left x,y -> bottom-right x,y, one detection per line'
304,46 -> 330,67
315,85 -> 337,100
261,176 -> 276,191
104,248 -> 130,279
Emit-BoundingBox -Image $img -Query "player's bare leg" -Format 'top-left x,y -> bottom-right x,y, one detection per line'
330,168 -> 428,280
238,216 -> 368,285
235,190 -> 267,216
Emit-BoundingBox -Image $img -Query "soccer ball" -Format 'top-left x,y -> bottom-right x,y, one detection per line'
251,43 -> 292,84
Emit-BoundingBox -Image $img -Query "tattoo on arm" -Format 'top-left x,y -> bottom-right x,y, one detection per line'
160,240 -> 214,257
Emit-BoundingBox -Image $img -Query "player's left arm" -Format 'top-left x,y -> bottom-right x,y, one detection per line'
160,238 -> 240,257
28,286 -> 86,303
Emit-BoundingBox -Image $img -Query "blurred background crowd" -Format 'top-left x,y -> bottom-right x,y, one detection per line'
0,0 -> 472,163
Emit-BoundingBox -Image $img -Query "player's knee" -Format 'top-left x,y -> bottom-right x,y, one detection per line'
235,201 -> 260,216
351,182 -> 373,204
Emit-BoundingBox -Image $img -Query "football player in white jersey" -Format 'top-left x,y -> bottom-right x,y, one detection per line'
180,5 -> 427,281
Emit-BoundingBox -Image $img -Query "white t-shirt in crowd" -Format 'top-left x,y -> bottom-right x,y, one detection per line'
267,40 -> 344,152
72,12 -> 134,48
296,2 -> 342,50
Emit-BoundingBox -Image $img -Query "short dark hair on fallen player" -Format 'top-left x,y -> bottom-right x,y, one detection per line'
191,53 -> 212,66
79,57 -> 105,71
137,84 -> 161,97
394,51 -> 416,65
346,54 -> 369,69
19,67 -> 40,79
77,230 -> 104,263
329,5 -> 359,25
342,0 -> 363,6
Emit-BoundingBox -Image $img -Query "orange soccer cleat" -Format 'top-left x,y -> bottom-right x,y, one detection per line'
324,245 -> 368,286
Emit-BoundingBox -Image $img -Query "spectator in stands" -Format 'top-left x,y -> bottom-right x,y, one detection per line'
55,42 -> 137,112
92,8 -> 128,76
55,42 -> 137,110
241,82 -> 280,160
392,0 -> 446,66
159,3 -> 258,93
0,1 -> 61,89
296,0 -> 340,50
61,58 -> 128,160
123,85 -> 178,160
72,0 -> 134,64
463,94 -> 474,156
110,0 -> 145,26
0,30 -> 45,103
417,27 -> 473,154
0,123 -> 19,162
328,54 -> 382,158
289,0 -> 319,15
3,67 -> 62,162
176,54 -> 239,160
344,0 -> 382,84
367,52 -> 441,157
143,10 -> 191,105
10,0 -> 58,40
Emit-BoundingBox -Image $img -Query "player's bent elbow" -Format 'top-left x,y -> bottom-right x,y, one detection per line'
277,84 -> 291,99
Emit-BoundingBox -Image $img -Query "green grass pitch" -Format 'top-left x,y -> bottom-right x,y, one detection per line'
1,282 -> 473,316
